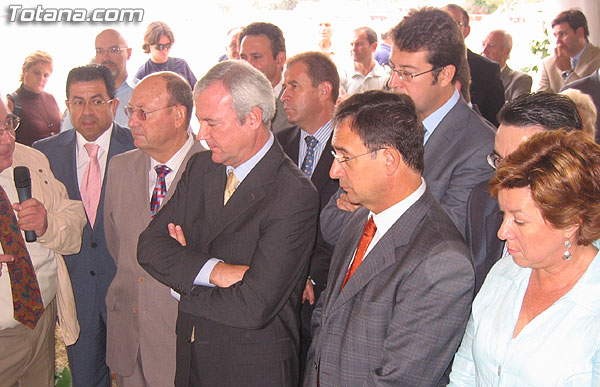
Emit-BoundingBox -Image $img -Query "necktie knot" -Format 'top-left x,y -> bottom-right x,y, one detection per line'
84,143 -> 99,158
305,136 -> 318,150
154,164 -> 172,178
362,217 -> 377,238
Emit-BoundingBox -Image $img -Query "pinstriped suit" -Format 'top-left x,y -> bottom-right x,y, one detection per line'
305,189 -> 474,386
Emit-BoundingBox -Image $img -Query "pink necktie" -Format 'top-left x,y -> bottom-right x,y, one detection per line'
81,143 -> 101,227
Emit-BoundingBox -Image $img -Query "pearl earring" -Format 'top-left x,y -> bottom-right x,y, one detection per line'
562,240 -> 572,261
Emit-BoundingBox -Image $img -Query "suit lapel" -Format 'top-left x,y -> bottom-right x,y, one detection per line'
423,100 -> 467,177
61,130 -> 82,201
484,200 -> 504,262
310,136 -> 334,193
280,127 -> 300,165
130,151 -> 151,219
327,190 -> 432,315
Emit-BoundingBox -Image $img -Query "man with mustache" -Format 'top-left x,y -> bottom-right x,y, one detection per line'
34,64 -> 134,386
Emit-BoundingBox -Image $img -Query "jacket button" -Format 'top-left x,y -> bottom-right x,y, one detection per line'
90,271 -> 96,276
91,242 -> 98,248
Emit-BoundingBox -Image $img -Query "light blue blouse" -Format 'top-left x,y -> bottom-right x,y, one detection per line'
448,241 -> 600,386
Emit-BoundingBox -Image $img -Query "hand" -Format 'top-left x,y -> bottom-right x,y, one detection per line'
0,254 -> 15,277
336,193 -> 361,213
209,262 -> 250,288
13,199 -> 48,236
302,279 -> 315,305
168,223 -> 187,246
554,46 -> 572,72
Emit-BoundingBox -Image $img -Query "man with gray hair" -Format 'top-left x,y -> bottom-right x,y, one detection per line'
138,60 -> 319,386
482,29 -> 532,101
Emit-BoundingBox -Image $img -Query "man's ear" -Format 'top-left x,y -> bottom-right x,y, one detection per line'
276,51 -> 286,70
317,82 -> 332,102
438,64 -> 456,88
245,106 -> 264,131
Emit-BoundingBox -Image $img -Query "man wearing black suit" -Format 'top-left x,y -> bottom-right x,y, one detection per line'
466,92 -> 583,293
444,4 -> 505,127
137,60 -> 319,386
561,69 -> 600,143
321,8 -> 494,245
33,64 -> 134,386
276,51 -> 339,375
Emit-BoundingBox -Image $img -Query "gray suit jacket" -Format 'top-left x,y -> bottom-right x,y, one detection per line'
138,140 -> 319,386
501,66 -> 532,101
103,141 -> 205,384
272,91 -> 295,134
321,97 -> 494,245
561,70 -> 600,143
33,124 -> 134,330
305,189 -> 474,386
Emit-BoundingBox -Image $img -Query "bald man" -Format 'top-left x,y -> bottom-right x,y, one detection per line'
63,29 -> 133,130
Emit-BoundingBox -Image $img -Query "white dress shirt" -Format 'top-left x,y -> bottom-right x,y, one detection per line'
75,125 -> 113,189
449,240 -> 600,386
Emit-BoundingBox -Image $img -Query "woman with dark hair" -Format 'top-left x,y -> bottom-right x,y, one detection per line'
134,21 -> 197,88
449,129 -> 600,386
8,51 -> 61,146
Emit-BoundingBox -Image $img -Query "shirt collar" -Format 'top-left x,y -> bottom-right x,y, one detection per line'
571,42 -> 587,63
422,88 -> 460,143
76,123 -> 113,154
150,133 -> 194,171
273,79 -> 284,99
300,119 -> 333,145
370,178 -> 427,236
227,133 -> 274,183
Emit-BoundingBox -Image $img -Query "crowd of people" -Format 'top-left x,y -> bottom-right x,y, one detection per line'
0,4 -> 599,387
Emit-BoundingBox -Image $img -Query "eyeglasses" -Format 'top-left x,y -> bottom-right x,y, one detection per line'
487,152 -> 503,170
384,63 -> 444,82
95,47 -> 128,56
153,43 -> 171,51
124,105 -> 176,121
0,114 -> 20,136
331,149 -> 382,164
67,98 -> 114,109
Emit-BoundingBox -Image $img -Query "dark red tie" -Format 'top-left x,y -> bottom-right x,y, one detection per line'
0,185 -> 44,328
341,217 -> 376,290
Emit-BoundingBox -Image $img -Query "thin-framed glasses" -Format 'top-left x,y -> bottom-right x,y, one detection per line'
487,152 -> 503,170
95,47 -> 128,56
67,99 -> 114,109
331,149 -> 383,164
384,63 -> 444,82
124,105 -> 176,121
153,43 -> 171,51
0,114 -> 20,135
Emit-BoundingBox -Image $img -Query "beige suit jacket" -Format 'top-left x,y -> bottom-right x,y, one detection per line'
12,143 -> 86,345
103,142 -> 204,385
539,43 -> 600,92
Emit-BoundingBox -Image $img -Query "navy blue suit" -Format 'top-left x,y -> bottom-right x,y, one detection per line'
34,124 -> 134,387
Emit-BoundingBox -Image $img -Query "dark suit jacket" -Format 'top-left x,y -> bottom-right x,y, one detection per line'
276,126 -> 339,298
465,180 -> 504,294
33,124 -> 134,329
104,142 -> 205,385
320,97 -> 494,245
137,140 -> 319,387
468,49 -> 505,127
561,70 -> 600,143
272,92 -> 295,134
305,189 -> 474,386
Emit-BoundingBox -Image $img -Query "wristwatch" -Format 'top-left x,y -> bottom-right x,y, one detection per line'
561,69 -> 573,80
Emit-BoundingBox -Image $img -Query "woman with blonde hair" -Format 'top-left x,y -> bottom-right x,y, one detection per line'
8,51 -> 61,146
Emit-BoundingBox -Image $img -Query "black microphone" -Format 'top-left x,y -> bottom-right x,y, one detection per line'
13,166 -> 37,242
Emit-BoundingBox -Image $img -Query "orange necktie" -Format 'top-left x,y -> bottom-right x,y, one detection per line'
341,217 -> 376,290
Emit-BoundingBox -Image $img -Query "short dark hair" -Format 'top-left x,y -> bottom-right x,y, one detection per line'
552,9 -> 589,39
444,4 -> 469,27
287,51 -> 340,103
392,7 -> 465,84
66,64 -> 115,100
143,21 -> 175,53
333,90 -> 424,172
490,129 -> 600,245
498,92 -> 583,131
356,27 -> 377,45
155,71 -> 193,128
239,22 -> 286,58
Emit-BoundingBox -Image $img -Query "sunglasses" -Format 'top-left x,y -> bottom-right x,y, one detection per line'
153,43 -> 171,51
